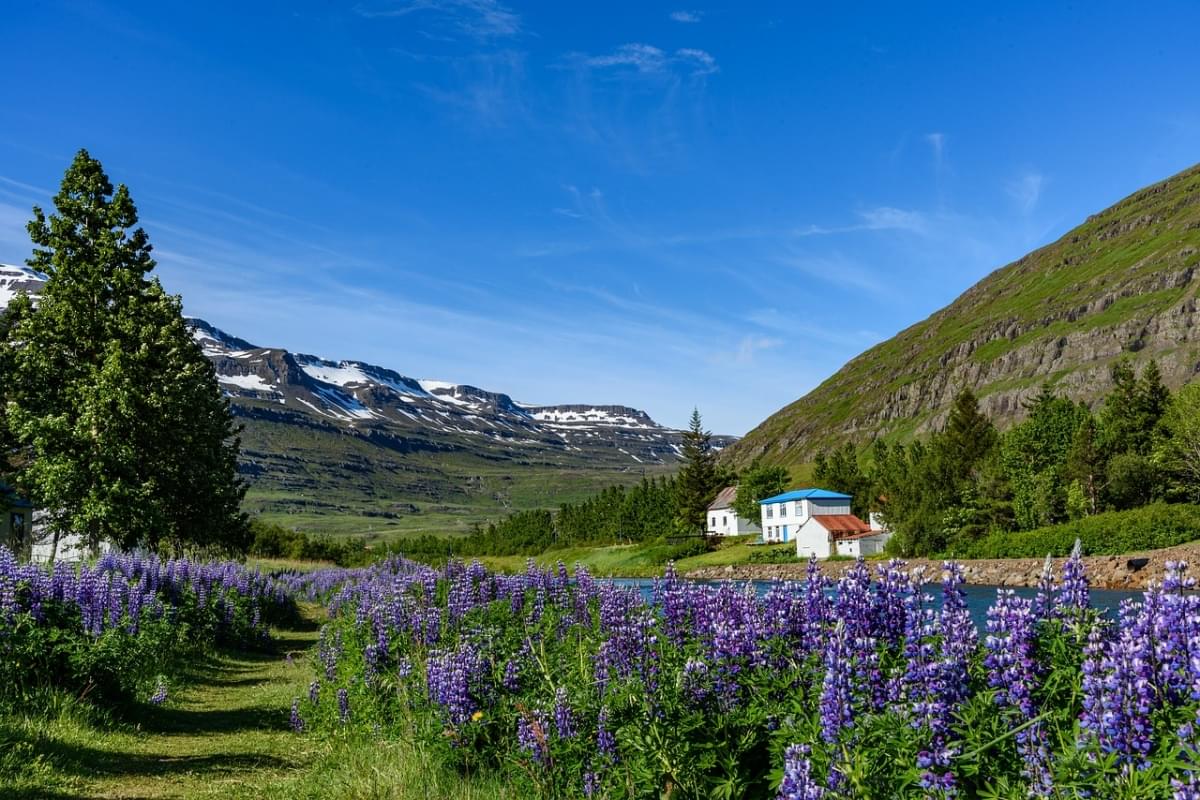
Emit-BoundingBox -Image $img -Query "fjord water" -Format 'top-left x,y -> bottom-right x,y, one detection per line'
608,577 -> 1140,627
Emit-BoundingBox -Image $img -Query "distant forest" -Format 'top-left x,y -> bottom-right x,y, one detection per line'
400,359 -> 1200,562
814,360 -> 1200,556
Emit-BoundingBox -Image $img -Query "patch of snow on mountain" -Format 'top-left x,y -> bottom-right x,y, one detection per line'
0,264 -> 48,309
525,407 -> 657,429
218,374 -> 276,392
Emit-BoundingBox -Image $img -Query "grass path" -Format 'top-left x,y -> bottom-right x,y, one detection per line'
5,604 -> 517,800
1,609 -> 322,800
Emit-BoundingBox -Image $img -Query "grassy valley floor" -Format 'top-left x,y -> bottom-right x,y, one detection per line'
0,605 -> 516,800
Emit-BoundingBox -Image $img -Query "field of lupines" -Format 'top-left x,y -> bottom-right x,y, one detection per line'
0,545 -> 299,704
293,549 -> 1200,799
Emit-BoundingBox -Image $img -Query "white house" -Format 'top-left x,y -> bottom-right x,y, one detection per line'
706,486 -> 761,536
758,488 -> 892,559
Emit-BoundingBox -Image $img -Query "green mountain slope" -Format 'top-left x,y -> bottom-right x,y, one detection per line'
728,162 -> 1200,468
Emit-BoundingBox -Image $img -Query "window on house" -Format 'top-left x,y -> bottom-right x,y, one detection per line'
710,516 -> 716,528
722,516 -> 728,527
766,506 -> 773,519
778,503 -> 786,517
10,513 -> 25,546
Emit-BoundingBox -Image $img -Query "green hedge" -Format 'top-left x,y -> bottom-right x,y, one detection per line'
957,502 -> 1200,559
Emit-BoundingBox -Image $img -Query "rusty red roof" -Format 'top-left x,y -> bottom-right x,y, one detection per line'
810,513 -> 874,539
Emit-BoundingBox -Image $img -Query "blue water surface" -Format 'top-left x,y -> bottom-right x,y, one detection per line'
605,578 -> 1140,629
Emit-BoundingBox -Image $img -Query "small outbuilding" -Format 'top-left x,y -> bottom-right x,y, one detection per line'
706,486 -> 761,536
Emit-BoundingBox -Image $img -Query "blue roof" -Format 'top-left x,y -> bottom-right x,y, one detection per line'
758,488 -> 851,504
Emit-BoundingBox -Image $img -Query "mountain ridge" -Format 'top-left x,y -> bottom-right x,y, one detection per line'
0,265 -> 733,535
727,161 -> 1200,468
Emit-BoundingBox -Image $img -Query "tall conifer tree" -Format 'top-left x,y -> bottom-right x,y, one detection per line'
3,150 -> 247,556
673,408 -> 723,536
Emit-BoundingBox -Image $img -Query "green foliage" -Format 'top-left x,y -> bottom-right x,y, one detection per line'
868,367 -> 1197,557
1105,452 -> 1161,510
1001,388 -> 1089,529
959,503 -> 1200,558
812,443 -> 872,519
1154,382 -> 1200,501
248,518 -> 369,567
0,150 -> 247,555
745,543 -> 797,564
398,476 -> 680,559
731,461 -> 788,523
673,409 -> 728,536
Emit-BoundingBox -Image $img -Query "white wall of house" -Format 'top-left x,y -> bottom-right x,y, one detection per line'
791,517 -> 834,558
833,534 -> 890,558
706,506 -> 759,536
30,529 -> 110,563
759,497 -> 852,545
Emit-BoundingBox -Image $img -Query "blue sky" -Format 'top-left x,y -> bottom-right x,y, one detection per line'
2,1 -> 1199,435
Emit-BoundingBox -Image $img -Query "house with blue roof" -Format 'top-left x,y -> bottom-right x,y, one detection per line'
759,487 -> 891,559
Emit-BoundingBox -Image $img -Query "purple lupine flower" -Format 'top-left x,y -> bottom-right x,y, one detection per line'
681,659 -> 711,705
1032,554 -> 1054,620
502,659 -> 520,692
820,621 -> 854,744
983,590 -> 1052,794
149,680 -> 168,706
308,680 -> 321,705
290,698 -> 305,733
553,687 -> 576,739
777,744 -> 824,799
1055,539 -> 1090,616
1174,710 -> 1200,799
583,769 -> 600,798
517,709 -> 550,764
597,706 -> 617,762
337,688 -> 350,725
1080,615 -> 1155,768
425,643 -> 489,725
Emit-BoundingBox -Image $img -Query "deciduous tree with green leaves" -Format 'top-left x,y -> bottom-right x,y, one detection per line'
2,150 -> 248,557
732,460 -> 789,524
1154,382 -> 1200,502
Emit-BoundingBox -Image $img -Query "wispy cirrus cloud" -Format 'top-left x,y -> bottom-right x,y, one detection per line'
669,10 -> 703,23
576,43 -> 718,77
924,131 -> 945,165
1007,170 -> 1045,215
355,0 -> 521,39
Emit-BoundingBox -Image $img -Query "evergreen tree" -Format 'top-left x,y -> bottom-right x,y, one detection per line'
1153,382 -> 1200,502
1066,414 -> 1105,515
2,150 -> 247,556
673,408 -> 723,536
940,387 -> 998,477
1100,359 -> 1168,457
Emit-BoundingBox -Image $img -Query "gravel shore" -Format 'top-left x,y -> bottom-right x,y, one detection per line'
684,542 -> 1200,589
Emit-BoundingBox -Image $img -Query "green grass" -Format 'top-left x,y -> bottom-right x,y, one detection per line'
457,534 -> 790,578
0,604 -> 517,799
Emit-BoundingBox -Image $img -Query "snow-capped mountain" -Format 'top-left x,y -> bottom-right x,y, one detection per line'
0,267 -> 729,482
192,316 -> 724,464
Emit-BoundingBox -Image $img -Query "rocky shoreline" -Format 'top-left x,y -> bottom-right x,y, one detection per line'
685,541 -> 1200,590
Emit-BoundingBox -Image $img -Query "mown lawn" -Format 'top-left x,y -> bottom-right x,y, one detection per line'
468,534 -> 778,578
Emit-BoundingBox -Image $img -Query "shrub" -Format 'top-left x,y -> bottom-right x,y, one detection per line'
957,502 -> 1200,558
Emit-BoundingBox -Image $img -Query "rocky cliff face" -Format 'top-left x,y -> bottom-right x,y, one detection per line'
728,163 -> 1200,467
